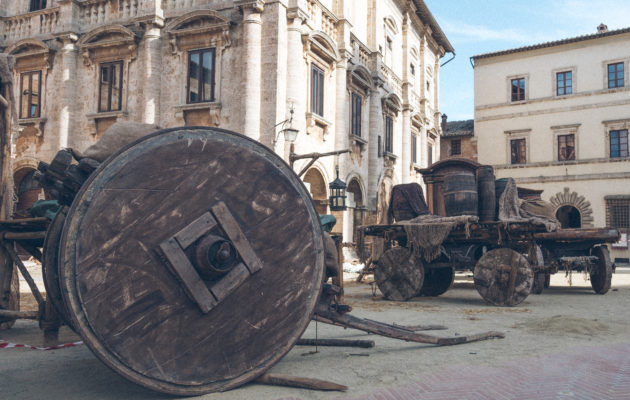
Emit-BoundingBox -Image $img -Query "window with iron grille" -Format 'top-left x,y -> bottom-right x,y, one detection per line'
606,198 -> 630,229
98,61 -> 123,112
411,134 -> 417,163
510,138 -> 526,164
428,144 -> 433,166
311,63 -> 324,116
450,139 -> 461,156
610,129 -> 628,158
608,62 -> 624,89
20,71 -> 41,119
351,92 -> 361,137
557,134 -> 575,161
511,77 -> 525,101
384,116 -> 393,153
187,48 -> 216,104
556,71 -> 572,95
30,0 -> 46,11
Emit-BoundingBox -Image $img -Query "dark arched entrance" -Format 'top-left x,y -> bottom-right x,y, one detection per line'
303,168 -> 328,215
556,205 -> 581,228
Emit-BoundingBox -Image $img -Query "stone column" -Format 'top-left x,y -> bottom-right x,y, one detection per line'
401,106 -> 411,183
237,1 -> 265,141
142,23 -> 162,124
58,35 -> 78,150
285,11 -> 306,162
367,88 -> 382,209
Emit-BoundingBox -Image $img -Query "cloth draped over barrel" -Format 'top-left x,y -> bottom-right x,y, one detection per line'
397,214 -> 479,262
74,121 -> 160,162
498,178 -> 560,232
389,183 -> 431,222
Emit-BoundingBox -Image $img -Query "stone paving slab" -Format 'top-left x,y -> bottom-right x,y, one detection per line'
334,341 -> 630,400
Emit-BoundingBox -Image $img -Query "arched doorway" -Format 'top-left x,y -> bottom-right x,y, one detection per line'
14,169 -> 44,217
556,205 -> 581,228
303,168 -> 328,215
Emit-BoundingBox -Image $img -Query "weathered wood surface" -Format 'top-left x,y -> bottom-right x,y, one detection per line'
296,338 -> 375,348
418,267 -> 454,297
590,246 -> 612,294
0,243 -> 18,329
42,206 -> 74,328
58,128 -> 324,396
375,247 -> 424,301
255,373 -> 348,392
474,248 -> 533,306
314,306 -> 505,346
535,228 -> 620,243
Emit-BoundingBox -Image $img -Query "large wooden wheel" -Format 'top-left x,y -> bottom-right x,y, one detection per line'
58,127 -> 325,395
375,247 -> 424,301
473,248 -> 532,306
42,206 -> 74,329
418,267 -> 454,297
0,246 -> 19,330
590,246 -> 612,294
528,245 -> 545,295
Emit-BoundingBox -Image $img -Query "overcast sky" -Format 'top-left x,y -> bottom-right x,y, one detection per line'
424,0 -> 630,121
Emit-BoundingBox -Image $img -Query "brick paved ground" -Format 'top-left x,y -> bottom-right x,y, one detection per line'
333,341 -> 630,400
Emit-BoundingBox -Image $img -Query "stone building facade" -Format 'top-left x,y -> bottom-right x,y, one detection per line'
0,0 -> 451,243
440,117 -> 476,161
472,25 -> 630,262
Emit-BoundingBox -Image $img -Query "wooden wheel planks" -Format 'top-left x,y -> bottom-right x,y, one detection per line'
375,247 -> 424,301
57,127 -> 325,395
474,248 -> 533,306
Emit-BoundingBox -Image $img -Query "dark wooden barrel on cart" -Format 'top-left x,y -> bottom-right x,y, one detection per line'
477,166 -> 496,222
443,171 -> 478,216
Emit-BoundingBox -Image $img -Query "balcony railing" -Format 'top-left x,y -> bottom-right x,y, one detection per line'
1,7 -> 60,41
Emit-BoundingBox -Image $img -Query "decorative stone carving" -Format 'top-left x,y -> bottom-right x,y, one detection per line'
77,25 -> 140,66
164,10 -> 232,55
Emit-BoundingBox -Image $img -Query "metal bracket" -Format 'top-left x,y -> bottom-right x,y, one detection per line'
158,202 -> 263,313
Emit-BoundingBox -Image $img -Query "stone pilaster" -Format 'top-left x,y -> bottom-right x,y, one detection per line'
236,0 -> 265,141
58,35 -> 78,149
142,23 -> 162,124
285,14 -> 306,162
367,87 -> 382,209
401,106 -> 411,182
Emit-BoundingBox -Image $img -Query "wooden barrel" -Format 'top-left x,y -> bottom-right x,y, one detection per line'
476,166 -> 496,222
443,171 -> 478,216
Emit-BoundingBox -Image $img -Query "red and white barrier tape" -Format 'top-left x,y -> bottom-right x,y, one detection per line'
0,339 -> 83,351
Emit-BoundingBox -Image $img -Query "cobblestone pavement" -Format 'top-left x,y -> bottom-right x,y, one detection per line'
334,341 -> 630,400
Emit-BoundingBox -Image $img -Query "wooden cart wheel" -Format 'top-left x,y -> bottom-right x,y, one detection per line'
473,248 -> 533,306
42,206 -> 74,329
0,246 -> 19,330
375,247 -> 424,301
418,267 -> 454,297
590,246 -> 612,294
58,127 -> 325,395
528,245 -> 545,295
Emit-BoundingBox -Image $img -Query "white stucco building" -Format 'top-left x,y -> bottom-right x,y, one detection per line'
0,0 -> 452,244
472,25 -> 630,263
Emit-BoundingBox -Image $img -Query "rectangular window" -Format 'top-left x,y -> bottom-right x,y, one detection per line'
351,92 -> 362,137
411,134 -> 417,163
187,48 -> 216,104
384,116 -> 393,153
606,199 -> 630,229
428,143 -> 433,166
610,129 -> 629,158
311,64 -> 324,116
450,139 -> 462,156
557,134 -> 575,161
608,62 -> 624,89
510,138 -> 526,164
511,77 -> 525,102
410,64 -> 415,76
378,136 -> 382,157
556,71 -> 573,95
98,61 -> 123,112
20,71 -> 41,119
30,0 -> 46,11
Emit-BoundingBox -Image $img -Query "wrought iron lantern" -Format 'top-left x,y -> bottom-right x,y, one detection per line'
328,165 -> 347,211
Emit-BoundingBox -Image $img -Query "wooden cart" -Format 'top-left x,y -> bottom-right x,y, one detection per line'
360,220 -> 619,306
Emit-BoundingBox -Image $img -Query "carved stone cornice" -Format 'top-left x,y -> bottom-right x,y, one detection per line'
164,10 -> 232,55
